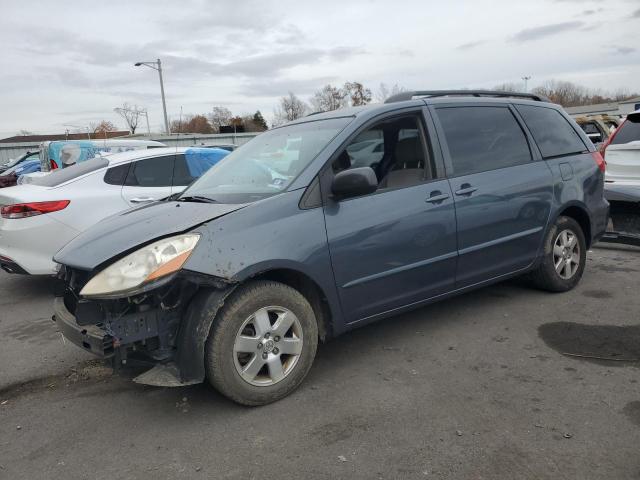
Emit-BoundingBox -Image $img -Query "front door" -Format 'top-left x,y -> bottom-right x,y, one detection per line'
323,113 -> 458,323
121,154 -> 175,206
432,104 -> 553,288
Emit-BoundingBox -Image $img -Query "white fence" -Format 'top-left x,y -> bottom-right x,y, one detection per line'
0,132 -> 260,165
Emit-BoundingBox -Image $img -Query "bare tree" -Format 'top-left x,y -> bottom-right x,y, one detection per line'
310,84 -> 348,112
209,106 -> 233,133
273,92 -> 308,126
16,129 -> 34,136
375,83 -> 408,103
90,120 -> 117,135
114,103 -> 143,134
344,81 -> 372,106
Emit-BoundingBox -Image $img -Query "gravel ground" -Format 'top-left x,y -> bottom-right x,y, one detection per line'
0,245 -> 639,479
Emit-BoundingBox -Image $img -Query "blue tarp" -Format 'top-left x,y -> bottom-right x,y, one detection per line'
184,148 -> 229,177
11,159 -> 41,176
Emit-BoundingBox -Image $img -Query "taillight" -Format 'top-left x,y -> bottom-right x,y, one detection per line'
50,160 -> 58,170
600,119 -> 625,159
1,200 -> 70,219
592,151 -> 605,173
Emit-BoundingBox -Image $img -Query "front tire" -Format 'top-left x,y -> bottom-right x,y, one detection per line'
205,280 -> 318,406
529,216 -> 587,292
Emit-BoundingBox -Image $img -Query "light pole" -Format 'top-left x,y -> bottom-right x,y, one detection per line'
134,58 -> 169,135
522,76 -> 531,92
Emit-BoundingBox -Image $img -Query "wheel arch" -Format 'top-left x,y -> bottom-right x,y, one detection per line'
555,202 -> 592,248
248,268 -> 334,343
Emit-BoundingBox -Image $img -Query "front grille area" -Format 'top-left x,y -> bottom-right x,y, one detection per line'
58,265 -> 91,316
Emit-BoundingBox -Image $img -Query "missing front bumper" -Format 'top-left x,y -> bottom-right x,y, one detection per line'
53,297 -> 115,357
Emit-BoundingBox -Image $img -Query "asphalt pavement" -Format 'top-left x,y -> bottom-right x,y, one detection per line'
1,245 -> 639,479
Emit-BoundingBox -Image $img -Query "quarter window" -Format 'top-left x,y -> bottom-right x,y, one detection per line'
437,106 -> 532,177
104,163 -> 130,186
125,155 -> 174,187
516,105 -> 587,158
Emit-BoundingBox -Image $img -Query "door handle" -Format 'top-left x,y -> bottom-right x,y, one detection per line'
425,191 -> 450,204
455,184 -> 477,196
130,197 -> 156,203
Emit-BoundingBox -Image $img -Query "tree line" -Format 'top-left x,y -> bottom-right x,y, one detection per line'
58,79 -> 639,139
495,80 -> 639,107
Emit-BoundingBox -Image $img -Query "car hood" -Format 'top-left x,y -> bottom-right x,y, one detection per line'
54,200 -> 247,270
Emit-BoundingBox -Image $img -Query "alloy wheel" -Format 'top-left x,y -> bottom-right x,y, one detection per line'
553,229 -> 580,280
233,306 -> 303,386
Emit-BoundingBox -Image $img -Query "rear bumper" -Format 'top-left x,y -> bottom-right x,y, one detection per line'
0,215 -> 79,275
0,256 -> 28,274
53,297 -> 115,357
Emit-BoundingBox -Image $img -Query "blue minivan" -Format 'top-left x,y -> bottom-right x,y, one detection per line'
53,91 -> 609,405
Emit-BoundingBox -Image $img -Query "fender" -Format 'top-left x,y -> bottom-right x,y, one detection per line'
175,285 -> 238,383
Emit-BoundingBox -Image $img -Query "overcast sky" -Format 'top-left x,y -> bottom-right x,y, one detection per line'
0,0 -> 639,137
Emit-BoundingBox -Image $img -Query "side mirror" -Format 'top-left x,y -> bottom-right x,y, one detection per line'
331,167 -> 378,199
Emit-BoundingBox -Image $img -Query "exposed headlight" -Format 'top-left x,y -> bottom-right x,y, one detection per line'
80,233 -> 200,298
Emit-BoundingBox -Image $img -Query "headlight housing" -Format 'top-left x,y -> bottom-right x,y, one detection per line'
80,233 -> 200,298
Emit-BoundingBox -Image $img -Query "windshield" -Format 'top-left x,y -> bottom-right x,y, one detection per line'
179,117 -> 351,204
4,152 -> 37,169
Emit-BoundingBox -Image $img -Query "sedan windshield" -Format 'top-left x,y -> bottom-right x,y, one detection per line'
179,117 -> 351,204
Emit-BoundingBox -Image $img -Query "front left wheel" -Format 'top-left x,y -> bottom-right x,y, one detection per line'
205,280 -> 318,406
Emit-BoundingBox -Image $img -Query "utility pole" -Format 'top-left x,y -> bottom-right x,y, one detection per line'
522,76 -> 532,92
134,58 -> 170,134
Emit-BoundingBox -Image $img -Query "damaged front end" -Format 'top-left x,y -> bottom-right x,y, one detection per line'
53,265 -> 234,386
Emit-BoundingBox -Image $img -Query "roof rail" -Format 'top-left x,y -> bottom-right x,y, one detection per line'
384,90 -> 550,104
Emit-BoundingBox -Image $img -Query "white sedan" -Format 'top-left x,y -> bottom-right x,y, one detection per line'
0,147 -> 229,275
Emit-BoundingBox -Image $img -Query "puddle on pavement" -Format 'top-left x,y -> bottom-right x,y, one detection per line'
538,321 -> 640,367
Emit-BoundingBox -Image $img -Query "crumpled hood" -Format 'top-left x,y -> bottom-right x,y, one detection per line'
54,201 -> 246,270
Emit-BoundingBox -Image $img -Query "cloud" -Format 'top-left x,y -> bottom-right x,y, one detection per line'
607,45 -> 637,55
456,40 -> 486,51
511,21 -> 584,42
633,8 -> 640,18
240,76 -> 338,97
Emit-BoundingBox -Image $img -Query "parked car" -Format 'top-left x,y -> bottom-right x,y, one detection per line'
575,115 -> 621,148
0,159 -> 42,188
0,147 -> 229,275
601,110 -> 640,186
51,90 -> 608,406
0,151 -> 39,174
39,139 -> 166,172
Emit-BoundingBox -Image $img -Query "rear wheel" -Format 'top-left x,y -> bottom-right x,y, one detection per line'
205,280 -> 318,406
529,216 -> 587,292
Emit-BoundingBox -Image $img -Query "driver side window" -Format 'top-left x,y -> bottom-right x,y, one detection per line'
332,114 -> 434,190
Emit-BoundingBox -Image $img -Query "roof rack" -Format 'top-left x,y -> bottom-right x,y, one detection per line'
384,90 -> 550,104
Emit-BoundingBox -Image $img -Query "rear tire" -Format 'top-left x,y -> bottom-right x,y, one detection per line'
205,280 -> 318,406
529,216 -> 587,292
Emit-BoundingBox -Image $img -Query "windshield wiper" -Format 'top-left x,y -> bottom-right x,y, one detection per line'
177,195 -> 219,204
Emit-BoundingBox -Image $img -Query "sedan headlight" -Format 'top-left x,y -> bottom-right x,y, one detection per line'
80,233 -> 200,298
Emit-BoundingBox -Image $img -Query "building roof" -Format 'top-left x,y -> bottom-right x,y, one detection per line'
619,96 -> 640,105
0,131 -> 130,143
564,103 -> 620,115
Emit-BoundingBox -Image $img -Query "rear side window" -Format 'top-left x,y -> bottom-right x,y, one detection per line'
103,163 -> 130,185
436,106 -> 532,176
125,155 -> 174,187
32,157 -> 109,187
611,117 -> 640,145
516,105 -> 586,158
